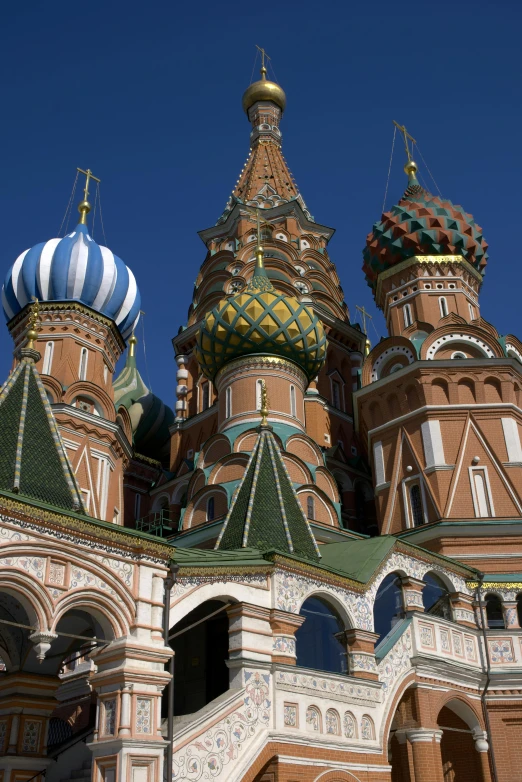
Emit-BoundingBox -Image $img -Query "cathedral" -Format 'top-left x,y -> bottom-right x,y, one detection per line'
0,58 -> 521,782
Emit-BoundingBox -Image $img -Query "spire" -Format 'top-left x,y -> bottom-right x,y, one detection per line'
217,51 -> 313,224
0,349 -> 84,512
392,121 -> 423,194
215,427 -> 320,560
77,167 -> 101,226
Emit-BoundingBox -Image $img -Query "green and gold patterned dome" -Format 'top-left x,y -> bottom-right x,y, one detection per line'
196,248 -> 326,382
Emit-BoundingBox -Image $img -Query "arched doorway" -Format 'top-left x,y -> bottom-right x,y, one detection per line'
167,599 -> 230,717
295,596 -> 347,674
437,700 -> 489,781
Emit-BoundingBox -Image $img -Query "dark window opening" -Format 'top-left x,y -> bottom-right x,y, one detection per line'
202,383 -> 210,411
206,497 -> 215,522
485,593 -> 505,629
423,573 -> 452,620
166,600 -> 230,717
409,484 -> 424,526
332,380 -> 341,409
295,597 -> 347,674
374,573 -> 405,645
307,496 -> 315,520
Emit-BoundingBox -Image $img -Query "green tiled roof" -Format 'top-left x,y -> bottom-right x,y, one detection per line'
0,353 -> 84,512
216,426 -> 320,560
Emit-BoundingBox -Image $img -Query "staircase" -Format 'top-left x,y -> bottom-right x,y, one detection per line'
59,759 -> 92,782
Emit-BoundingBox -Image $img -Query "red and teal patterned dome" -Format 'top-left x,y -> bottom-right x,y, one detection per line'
363,161 -> 488,291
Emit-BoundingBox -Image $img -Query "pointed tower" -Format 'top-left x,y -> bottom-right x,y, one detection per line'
356,130 -> 522,574
1,170 -> 141,523
168,58 -> 377,545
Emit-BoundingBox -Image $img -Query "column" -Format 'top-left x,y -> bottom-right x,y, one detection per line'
406,728 -> 443,782
401,576 -> 425,614
473,728 -> 493,782
88,637 -> 172,782
226,603 -> 273,689
269,609 -> 305,665
0,673 -> 59,782
342,628 -> 380,681
502,601 -> 520,629
450,592 -> 477,627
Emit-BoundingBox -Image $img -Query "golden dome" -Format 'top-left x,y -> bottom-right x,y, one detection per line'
242,67 -> 286,115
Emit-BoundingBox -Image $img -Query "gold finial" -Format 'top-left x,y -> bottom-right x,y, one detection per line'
26,298 -> 40,349
260,379 -> 270,426
365,338 -> 371,356
77,167 -> 101,226
129,333 -> 137,357
392,121 -> 419,182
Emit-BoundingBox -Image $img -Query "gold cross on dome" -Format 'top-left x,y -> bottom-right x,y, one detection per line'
255,45 -> 271,72
355,304 -> 373,336
77,168 -> 101,203
77,168 -> 101,226
393,121 -> 417,162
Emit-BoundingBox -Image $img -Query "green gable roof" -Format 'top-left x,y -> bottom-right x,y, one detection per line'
0,353 -> 84,513
216,426 -> 320,560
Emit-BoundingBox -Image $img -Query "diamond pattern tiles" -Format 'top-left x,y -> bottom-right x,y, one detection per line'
362,182 -> 488,291
196,289 -> 326,382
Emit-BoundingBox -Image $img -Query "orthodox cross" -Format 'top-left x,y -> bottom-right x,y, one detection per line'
255,45 -> 271,72
393,121 -> 416,162
77,168 -> 101,225
77,167 -> 101,203
244,205 -> 271,249
355,304 -> 373,337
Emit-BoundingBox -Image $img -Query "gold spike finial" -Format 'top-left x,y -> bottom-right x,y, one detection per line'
26,298 -> 40,349
77,167 -> 101,226
129,333 -> 137,357
260,379 -> 270,427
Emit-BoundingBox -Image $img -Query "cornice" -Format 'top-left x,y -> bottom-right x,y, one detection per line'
375,255 -> 483,306
0,492 -> 174,562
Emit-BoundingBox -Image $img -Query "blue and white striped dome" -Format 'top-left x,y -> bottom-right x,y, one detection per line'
2,223 -> 140,340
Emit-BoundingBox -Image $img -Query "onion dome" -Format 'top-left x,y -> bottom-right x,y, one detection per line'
114,336 -> 174,461
242,64 -> 286,114
363,160 -> 488,291
196,247 -> 326,382
2,223 -> 141,341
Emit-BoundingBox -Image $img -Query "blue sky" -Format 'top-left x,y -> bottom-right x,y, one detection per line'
1,0 -> 521,405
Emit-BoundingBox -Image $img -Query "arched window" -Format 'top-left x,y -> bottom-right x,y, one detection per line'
290,385 -> 296,417
225,387 -> 232,419
256,379 -> 263,411
373,573 -> 404,644
79,348 -> 88,381
43,342 -> 54,375
361,715 -> 375,740
423,573 -> 452,620
206,497 -> 215,522
517,593 -> 522,628
134,493 -> 141,521
469,303 -> 475,320
202,382 -> 210,411
403,304 -> 413,328
343,711 -> 357,738
306,705 -> 321,732
307,496 -> 315,520
295,596 -> 347,674
331,380 -> 341,409
451,351 -> 467,360
409,484 -> 425,527
485,594 -> 505,629
325,709 -> 340,735
472,469 -> 493,517
439,297 -> 449,318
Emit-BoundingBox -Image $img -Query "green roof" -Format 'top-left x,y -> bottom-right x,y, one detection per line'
317,537 -> 397,581
216,425 -> 320,560
0,352 -> 84,513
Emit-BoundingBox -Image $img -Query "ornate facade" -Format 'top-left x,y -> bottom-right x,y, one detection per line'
0,62 -> 520,782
